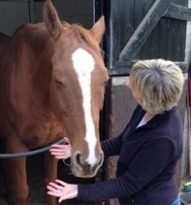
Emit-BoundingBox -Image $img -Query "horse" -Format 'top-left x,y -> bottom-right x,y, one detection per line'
0,0 -> 109,205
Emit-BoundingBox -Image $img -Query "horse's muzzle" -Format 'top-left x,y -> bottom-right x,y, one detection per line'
71,151 -> 104,178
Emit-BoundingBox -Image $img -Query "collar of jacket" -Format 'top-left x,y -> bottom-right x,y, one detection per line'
123,105 -> 177,139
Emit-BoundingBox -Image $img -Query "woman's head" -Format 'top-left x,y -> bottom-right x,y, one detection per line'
128,59 -> 184,114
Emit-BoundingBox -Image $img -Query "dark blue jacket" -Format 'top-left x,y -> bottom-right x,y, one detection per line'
78,105 -> 183,205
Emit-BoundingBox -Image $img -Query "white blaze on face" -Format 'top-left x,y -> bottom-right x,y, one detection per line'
72,48 -> 97,165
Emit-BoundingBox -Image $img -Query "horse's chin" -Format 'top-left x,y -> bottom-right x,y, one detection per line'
71,163 -> 99,178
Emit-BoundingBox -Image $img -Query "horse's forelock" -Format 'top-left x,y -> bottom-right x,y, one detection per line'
61,23 -> 100,52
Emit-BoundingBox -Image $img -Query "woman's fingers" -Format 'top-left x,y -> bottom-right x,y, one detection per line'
47,184 -> 62,197
47,180 -> 78,203
51,144 -> 65,149
47,180 -> 67,189
48,182 -> 62,189
63,137 -> 70,144
55,179 -> 67,186
47,185 -> 58,193
50,141 -> 72,159
59,196 -> 67,203
50,145 -> 65,155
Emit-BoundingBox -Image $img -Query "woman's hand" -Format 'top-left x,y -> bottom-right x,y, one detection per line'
50,137 -> 72,159
47,179 -> 78,203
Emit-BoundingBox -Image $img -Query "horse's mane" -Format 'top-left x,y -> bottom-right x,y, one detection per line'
0,32 -> 10,43
0,32 -> 9,38
10,21 -> 100,53
13,24 -> 27,36
8,21 -> 101,57
61,21 -> 100,51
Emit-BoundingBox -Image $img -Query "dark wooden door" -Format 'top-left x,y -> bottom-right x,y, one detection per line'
103,0 -> 191,76
99,1 -> 191,205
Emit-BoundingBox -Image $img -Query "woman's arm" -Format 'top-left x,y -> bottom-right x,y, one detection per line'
47,136 -> 177,202
101,134 -> 123,156
77,137 -> 177,201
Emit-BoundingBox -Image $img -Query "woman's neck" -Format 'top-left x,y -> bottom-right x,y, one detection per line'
144,112 -> 155,123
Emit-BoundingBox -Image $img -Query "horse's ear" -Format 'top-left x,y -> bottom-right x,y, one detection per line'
43,0 -> 63,40
90,16 -> 105,44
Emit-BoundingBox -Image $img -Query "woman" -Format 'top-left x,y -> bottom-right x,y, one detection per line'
47,59 -> 184,205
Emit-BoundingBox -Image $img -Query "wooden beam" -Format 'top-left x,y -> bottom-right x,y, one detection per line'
109,61 -> 188,77
109,61 -> 134,76
163,3 -> 191,21
119,0 -> 171,61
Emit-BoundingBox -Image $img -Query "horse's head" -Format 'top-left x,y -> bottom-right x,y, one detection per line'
43,0 -> 109,178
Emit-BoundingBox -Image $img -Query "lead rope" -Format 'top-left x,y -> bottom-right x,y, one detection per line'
0,138 -> 64,158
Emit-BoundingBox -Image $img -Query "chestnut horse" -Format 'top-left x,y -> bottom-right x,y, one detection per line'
0,0 -> 109,205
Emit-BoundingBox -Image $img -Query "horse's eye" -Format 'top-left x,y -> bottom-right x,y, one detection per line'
55,80 -> 63,86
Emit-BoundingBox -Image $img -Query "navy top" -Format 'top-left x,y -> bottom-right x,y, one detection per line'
78,105 -> 183,205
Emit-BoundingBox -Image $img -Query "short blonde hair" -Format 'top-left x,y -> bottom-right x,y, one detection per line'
129,59 -> 184,114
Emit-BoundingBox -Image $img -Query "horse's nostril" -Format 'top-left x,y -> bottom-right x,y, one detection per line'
75,152 -> 82,167
73,151 -> 104,174
99,152 -> 104,166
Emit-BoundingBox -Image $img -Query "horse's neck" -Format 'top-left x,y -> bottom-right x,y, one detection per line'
14,23 -> 53,85
23,24 -> 54,100
21,23 -> 52,64
0,24 -> 53,105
